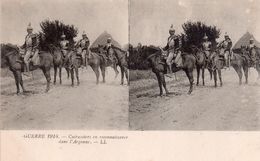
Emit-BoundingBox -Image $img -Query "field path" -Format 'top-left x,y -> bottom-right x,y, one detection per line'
0,68 -> 128,130
130,68 -> 260,130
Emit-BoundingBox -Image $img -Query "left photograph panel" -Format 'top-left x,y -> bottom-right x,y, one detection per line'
0,0 -> 129,130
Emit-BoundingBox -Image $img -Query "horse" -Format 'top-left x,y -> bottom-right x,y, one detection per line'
231,46 -> 260,84
191,46 -> 213,86
1,44 -> 53,94
209,47 -> 225,87
49,45 -> 70,85
107,46 -> 129,85
68,49 -> 83,86
135,46 -> 196,96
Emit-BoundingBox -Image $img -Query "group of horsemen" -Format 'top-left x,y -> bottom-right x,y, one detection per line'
20,23 -> 257,76
161,25 -> 257,76
20,23 -> 118,76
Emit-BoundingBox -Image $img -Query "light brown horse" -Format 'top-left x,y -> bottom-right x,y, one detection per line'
107,46 -> 129,85
231,46 -> 260,84
1,44 -> 53,94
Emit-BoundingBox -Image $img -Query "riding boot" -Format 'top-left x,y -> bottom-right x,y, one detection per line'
165,65 -> 173,77
23,63 -> 31,77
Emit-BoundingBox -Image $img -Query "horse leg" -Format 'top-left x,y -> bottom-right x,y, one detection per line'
234,66 -> 242,85
196,66 -> 200,86
209,68 -> 213,80
155,72 -> 163,96
213,70 -> 217,87
114,64 -> 119,79
70,68 -> 74,87
12,71 -> 20,94
93,66 -> 100,84
75,67 -> 80,85
66,67 -> 70,79
59,66 -> 62,84
120,66 -> 124,85
42,67 -> 51,92
124,67 -> 129,86
100,66 -> 106,83
185,69 -> 194,94
160,72 -> 169,95
218,69 -> 222,87
242,65 -> 248,84
202,67 -> 205,86
17,71 -> 26,92
53,65 -> 57,85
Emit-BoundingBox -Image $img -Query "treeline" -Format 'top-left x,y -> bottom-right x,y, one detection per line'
129,21 -> 221,70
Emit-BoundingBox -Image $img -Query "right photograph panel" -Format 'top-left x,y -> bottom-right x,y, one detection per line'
129,0 -> 260,130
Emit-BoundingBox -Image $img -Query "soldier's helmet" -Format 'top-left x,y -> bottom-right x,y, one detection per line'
224,32 -> 229,38
203,34 -> 208,40
61,33 -> 66,38
250,38 -> 254,43
27,23 -> 33,30
169,24 -> 175,33
107,37 -> 112,43
82,31 -> 87,36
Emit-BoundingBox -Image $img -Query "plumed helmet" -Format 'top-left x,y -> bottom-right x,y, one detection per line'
82,31 -> 87,36
224,32 -> 229,37
203,34 -> 208,40
169,24 -> 175,32
27,23 -> 33,30
61,33 -> 66,38
107,37 -> 112,42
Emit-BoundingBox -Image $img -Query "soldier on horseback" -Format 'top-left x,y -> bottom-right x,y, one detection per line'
247,38 -> 257,68
201,34 -> 212,66
163,24 -> 182,76
20,23 -> 39,76
76,31 -> 90,68
59,33 -> 70,66
218,33 -> 232,68
103,37 -> 115,63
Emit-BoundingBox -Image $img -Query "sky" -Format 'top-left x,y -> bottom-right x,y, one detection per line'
1,0 -> 260,47
130,0 -> 260,46
0,0 -> 128,45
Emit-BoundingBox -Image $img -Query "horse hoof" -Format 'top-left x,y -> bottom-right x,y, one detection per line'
188,91 -> 192,95
53,82 -> 56,85
77,82 -> 80,86
45,89 -> 49,93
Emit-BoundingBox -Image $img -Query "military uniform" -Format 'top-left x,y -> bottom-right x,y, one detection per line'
21,23 -> 39,73
202,39 -> 212,58
76,33 -> 90,66
59,34 -> 70,66
164,25 -> 182,74
219,34 -> 232,67
248,39 -> 256,67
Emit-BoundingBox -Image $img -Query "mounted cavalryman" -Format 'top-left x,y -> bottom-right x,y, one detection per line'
219,33 -> 232,68
20,23 -> 39,76
59,33 -> 70,65
201,34 -> 212,60
163,24 -> 182,76
76,31 -> 90,67
248,38 -> 257,68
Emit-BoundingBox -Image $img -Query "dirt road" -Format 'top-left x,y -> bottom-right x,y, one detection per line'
0,68 -> 128,130
130,68 -> 260,130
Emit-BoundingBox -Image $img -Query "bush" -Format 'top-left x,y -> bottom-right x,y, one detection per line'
39,20 -> 78,50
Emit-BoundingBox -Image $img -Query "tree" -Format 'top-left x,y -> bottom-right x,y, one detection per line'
182,21 -> 220,51
39,20 -> 78,50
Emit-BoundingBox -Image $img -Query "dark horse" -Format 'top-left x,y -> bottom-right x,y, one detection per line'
231,46 -> 260,84
134,46 -> 196,96
49,45 -> 70,85
107,46 -> 129,85
68,49 -> 82,86
1,44 -> 53,94
208,47 -> 225,87
191,46 -> 213,86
